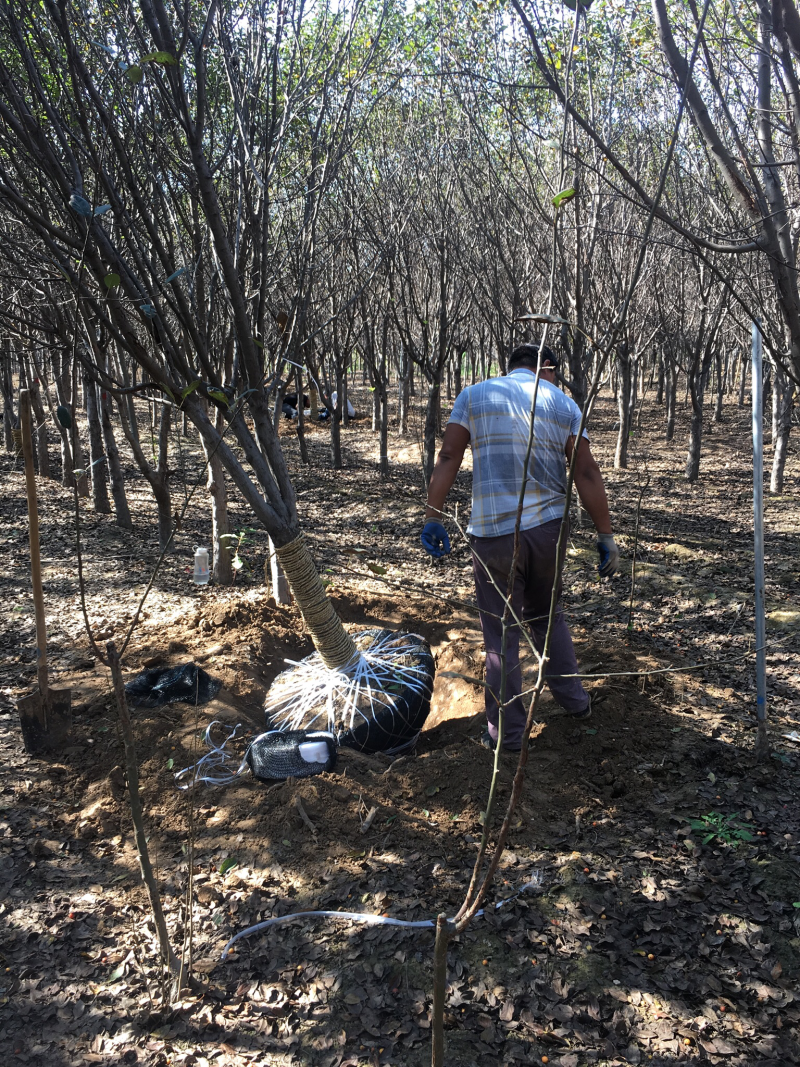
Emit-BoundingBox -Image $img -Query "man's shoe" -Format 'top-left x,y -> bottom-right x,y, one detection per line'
480,728 -> 522,753
567,693 -> 592,720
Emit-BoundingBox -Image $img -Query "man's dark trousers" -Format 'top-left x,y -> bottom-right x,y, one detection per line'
471,517 -> 589,750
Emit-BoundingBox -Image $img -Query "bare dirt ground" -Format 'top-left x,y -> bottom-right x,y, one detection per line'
0,390 -> 799,1067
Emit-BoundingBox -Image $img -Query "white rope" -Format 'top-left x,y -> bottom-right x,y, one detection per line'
266,631 -> 433,734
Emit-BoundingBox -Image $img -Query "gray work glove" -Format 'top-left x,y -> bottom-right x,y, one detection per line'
596,533 -> 619,578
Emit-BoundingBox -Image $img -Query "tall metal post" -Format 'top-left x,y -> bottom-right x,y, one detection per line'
751,322 -> 768,757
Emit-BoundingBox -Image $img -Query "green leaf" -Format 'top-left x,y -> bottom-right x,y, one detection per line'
552,187 -> 576,209
207,387 -> 230,407
180,380 -> 201,400
367,562 -> 387,575
167,757 -> 174,770
104,273 -> 120,289
792,902 -> 800,908
219,857 -> 238,875
125,65 -> 143,84
108,963 -> 126,982
148,51 -> 179,65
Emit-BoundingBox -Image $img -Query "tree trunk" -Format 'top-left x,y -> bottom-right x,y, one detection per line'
713,349 -> 724,423
295,367 -> 309,466
770,364 -> 792,494
154,402 -> 172,551
85,376 -> 111,514
100,386 -> 132,530
341,371 -> 350,428
116,392 -> 171,549
329,365 -> 344,470
267,536 -> 292,605
685,352 -> 712,482
614,353 -> 631,469
202,408 -> 234,584
656,351 -> 665,405
665,360 -> 677,442
398,351 -> 410,435
2,342 -> 16,451
272,377 -> 288,433
378,388 -> 389,479
423,379 -> 441,485
738,349 -> 748,407
72,390 -> 89,499
685,398 -> 703,482
28,377 -> 51,479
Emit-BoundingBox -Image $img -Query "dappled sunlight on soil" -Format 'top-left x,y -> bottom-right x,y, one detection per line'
0,393 -> 799,1066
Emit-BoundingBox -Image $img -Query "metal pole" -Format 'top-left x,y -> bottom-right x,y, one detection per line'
751,322 -> 768,758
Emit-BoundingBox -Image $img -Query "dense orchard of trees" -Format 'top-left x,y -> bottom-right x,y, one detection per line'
1,0 -> 797,581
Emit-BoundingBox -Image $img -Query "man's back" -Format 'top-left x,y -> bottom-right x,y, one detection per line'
448,368 -> 585,537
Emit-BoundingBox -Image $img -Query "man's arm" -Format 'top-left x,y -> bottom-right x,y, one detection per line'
566,435 -> 612,534
424,423 -> 470,520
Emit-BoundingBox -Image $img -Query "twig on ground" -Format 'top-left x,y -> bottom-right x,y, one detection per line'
361,805 -> 379,834
293,795 -> 317,834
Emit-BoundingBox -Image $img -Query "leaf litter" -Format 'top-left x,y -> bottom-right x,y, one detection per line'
0,396 -> 798,1066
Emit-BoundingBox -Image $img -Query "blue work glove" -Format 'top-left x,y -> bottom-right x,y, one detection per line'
596,533 -> 619,578
421,521 -> 451,558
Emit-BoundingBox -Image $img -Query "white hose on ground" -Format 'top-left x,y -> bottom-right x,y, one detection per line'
220,873 -> 544,960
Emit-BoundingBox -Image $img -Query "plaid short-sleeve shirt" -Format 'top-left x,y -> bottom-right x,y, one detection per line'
448,368 -> 586,538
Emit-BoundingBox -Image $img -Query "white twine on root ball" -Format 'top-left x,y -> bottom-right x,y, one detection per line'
265,630 -> 433,735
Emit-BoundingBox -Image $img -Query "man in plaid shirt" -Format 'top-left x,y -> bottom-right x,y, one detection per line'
421,343 -> 618,752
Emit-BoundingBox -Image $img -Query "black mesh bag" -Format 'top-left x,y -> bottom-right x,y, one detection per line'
247,730 -> 337,781
125,663 -> 222,708
338,629 -> 435,755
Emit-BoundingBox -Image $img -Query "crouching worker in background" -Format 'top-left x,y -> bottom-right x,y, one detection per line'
420,343 -> 619,753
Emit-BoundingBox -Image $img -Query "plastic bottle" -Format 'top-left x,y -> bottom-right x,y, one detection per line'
193,546 -> 210,585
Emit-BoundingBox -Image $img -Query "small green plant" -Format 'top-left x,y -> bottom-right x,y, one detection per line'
219,527 -> 258,579
689,812 -> 755,847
